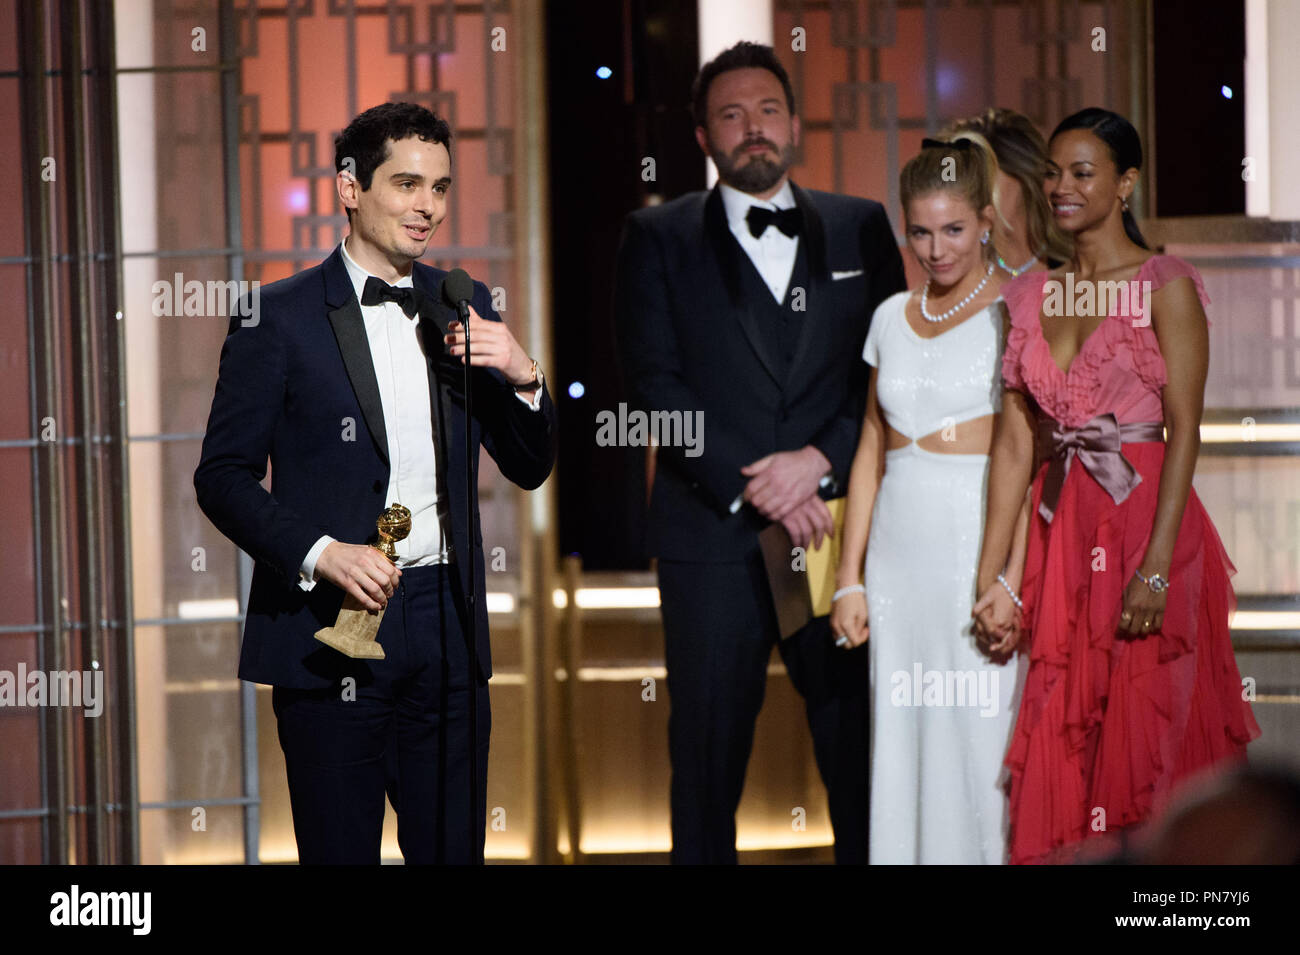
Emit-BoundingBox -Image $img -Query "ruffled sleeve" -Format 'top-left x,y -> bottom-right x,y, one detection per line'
1101,254 -> 1212,397
1146,254 -> 1212,326
998,273 -> 1041,392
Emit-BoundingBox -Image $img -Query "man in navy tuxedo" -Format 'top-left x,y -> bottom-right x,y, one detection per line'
615,43 -> 905,863
194,102 -> 556,864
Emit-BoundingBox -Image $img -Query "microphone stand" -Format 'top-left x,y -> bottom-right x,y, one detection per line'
454,295 -> 481,866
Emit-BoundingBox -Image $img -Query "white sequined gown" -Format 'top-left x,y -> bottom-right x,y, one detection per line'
860,292 -> 1023,864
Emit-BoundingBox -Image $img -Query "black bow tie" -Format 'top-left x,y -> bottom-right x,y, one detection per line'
746,204 -> 803,238
361,275 -> 419,317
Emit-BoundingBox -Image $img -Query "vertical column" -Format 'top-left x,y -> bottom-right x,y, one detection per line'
1245,0 -> 1269,217
513,0 -> 558,865
19,0 -> 67,867
697,0 -> 773,62
696,0 -> 773,187
113,0 -> 166,865
1246,0 -> 1300,219
1265,0 -> 1300,219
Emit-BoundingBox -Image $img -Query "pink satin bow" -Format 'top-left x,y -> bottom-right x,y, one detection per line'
1037,413 -> 1165,523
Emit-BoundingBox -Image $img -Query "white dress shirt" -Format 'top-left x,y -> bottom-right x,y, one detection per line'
718,180 -> 831,515
298,240 -> 541,589
719,179 -> 799,304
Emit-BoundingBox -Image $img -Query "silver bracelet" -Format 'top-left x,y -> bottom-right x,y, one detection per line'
996,573 -> 1023,610
1133,568 -> 1170,593
832,584 -> 865,603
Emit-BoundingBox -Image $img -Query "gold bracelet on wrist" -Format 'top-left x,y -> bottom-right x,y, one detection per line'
514,358 -> 541,390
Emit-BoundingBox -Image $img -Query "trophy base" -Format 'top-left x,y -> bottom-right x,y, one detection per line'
313,603 -> 387,660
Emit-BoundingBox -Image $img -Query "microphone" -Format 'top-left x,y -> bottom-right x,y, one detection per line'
441,267 -> 474,323
436,265 -> 483,862
439,263 -> 483,862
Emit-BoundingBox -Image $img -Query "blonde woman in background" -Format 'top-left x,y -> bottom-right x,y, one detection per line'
831,133 -> 1016,864
945,107 -> 1073,279
832,110 -> 1067,863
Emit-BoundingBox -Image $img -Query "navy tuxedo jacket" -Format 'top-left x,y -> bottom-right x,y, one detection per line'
614,183 -> 905,561
194,247 -> 557,689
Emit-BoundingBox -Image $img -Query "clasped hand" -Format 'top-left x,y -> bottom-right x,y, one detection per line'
741,447 -> 834,549
971,583 -> 1022,660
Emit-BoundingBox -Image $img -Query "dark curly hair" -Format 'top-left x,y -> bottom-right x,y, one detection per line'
334,102 -> 452,218
691,41 -> 796,128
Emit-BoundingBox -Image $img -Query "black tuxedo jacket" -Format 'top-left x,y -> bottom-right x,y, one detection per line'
614,183 -> 905,560
194,247 -> 557,689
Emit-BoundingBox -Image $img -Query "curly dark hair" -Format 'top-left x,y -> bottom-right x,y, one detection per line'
691,41 -> 796,127
334,102 -> 452,217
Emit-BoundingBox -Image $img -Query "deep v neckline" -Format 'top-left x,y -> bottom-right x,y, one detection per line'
1036,258 -> 1153,378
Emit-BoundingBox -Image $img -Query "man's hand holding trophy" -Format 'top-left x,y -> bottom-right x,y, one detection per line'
313,503 -> 412,660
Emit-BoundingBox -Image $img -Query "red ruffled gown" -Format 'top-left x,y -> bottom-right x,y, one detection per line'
998,255 -> 1260,864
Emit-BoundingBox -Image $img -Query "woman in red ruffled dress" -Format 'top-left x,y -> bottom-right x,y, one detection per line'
971,107 -> 1260,864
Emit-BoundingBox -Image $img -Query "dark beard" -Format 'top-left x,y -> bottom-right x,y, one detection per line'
712,139 -> 795,195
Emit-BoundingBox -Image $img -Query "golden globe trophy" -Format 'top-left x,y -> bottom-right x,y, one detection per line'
312,504 -> 412,660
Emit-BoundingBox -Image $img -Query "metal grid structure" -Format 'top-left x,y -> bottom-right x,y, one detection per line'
1,0 -> 531,865
774,0 -> 1145,235
1,0 -> 136,865
3,0 -> 1295,867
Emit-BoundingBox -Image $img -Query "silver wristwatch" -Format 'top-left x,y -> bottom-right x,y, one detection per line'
1134,568 -> 1169,593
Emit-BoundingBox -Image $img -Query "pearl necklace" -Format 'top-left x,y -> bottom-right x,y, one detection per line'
920,262 -> 994,323
997,252 -> 1038,277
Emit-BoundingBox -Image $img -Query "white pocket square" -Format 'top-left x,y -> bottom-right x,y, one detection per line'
831,269 -> 864,280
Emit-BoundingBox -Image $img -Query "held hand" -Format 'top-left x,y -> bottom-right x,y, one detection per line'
830,590 -> 869,648
972,584 -> 1022,658
779,494 -> 834,550
741,446 -> 831,521
444,305 -> 537,388
315,541 -> 401,613
1118,573 -> 1167,637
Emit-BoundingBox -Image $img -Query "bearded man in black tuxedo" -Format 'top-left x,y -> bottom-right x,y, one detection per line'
615,42 -> 905,864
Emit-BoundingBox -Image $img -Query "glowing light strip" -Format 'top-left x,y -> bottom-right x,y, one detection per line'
1200,423 -> 1300,442
561,831 -> 833,855
1230,611 -> 1300,630
177,598 -> 240,619
551,587 -> 661,610
162,679 -> 241,694
172,599 -> 1300,632
553,665 -> 790,682
485,591 -> 515,613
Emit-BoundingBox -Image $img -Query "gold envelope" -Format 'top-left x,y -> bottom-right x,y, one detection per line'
806,497 -> 846,617
757,497 -> 847,639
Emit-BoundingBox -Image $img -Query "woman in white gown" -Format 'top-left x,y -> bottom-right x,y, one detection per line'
831,131 -> 1034,864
